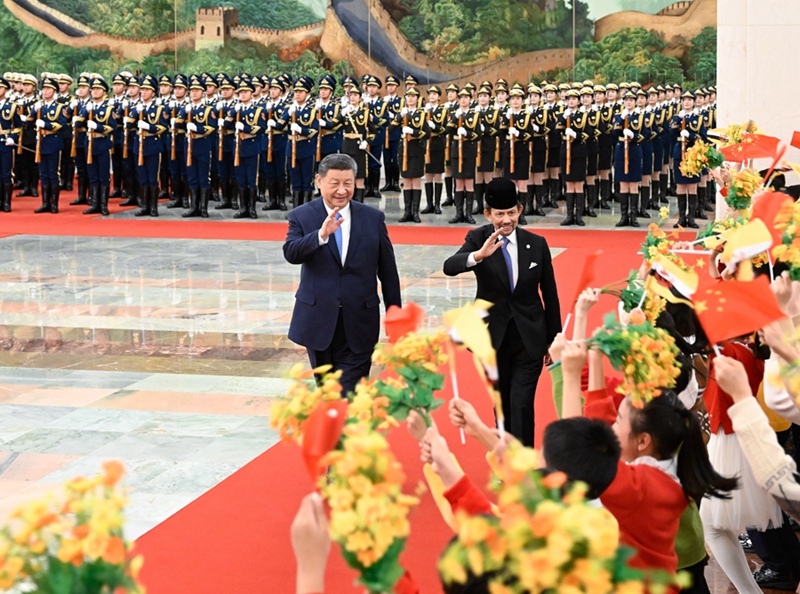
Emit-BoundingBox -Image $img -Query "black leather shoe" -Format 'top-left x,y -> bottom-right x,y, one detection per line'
753,567 -> 799,590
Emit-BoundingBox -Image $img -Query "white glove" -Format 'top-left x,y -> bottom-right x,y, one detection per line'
170,117 -> 176,129
342,105 -> 354,116
71,116 -> 80,125
5,137 -> 14,146
457,126 -> 467,137
215,101 -> 224,111
623,128 -> 635,140
235,121 -> 245,131
508,126 -> 520,137
136,104 -> 145,113
69,99 -> 77,109
315,98 -> 323,109
87,120 -> 97,131
85,102 -> 93,113
525,107 -> 533,115
35,119 -> 45,129
318,119 -> 327,128
290,122 -> 302,134
402,125 -> 413,136
427,120 -> 436,130
480,124 -> 485,132
267,119 -> 277,129
137,119 -> 149,131
565,128 -> 577,139
680,129 -> 690,139
425,103 -> 433,112
217,118 -> 226,129
33,101 -> 41,111
234,103 -> 242,112
121,100 -> 129,109
187,122 -> 197,133
533,124 -> 540,133
400,107 -> 409,117
288,104 -> 296,115
358,140 -> 368,150
169,100 -> 176,109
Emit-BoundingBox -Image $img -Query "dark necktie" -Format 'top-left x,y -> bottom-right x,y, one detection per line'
501,236 -> 514,291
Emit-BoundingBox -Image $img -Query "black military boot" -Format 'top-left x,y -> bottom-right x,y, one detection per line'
464,191 -> 477,225
83,186 -> 101,215
615,193 -> 630,227
110,173 -> 122,198
660,175 -> 669,203
99,186 -> 110,216
674,194 -> 687,228
265,179 -> 278,210
398,189 -> 414,222
183,189 -> 200,218
473,183 -> 485,214
687,193 -> 699,229
533,185 -> 546,216
249,189 -> 259,219
560,193 -> 575,226
364,170 -> 377,198
390,165 -> 402,192
168,178 -> 184,208
412,189 -> 422,223
449,191 -> 465,224
649,180 -> 660,210
599,178 -> 611,209
3,183 -> 12,212
585,184 -> 597,218
200,188 -> 210,218
353,187 -> 365,203
442,177 -> 454,206
696,186 -> 707,220
233,188 -> 249,219
629,194 -> 639,227
705,182 -> 716,211
421,182 -> 435,214
372,170 -> 382,199
34,185 -> 50,214
380,167 -> 393,192
433,182 -> 443,214
638,186 -> 650,219
257,175 -> 267,203
70,178 -> 88,206
544,177 -> 558,208
523,185 -> 534,216
134,187 -> 151,216
574,193 -> 586,226
150,186 -> 159,217
120,177 -> 139,206
277,180 -> 287,211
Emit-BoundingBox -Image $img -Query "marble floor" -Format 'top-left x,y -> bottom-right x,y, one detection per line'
0,234 -> 510,539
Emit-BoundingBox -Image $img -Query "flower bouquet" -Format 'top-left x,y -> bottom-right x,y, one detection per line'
589,313 -> 682,407
773,199 -> 800,280
601,270 -> 666,324
680,139 -> 724,178
0,461 -> 144,594
725,169 -> 764,212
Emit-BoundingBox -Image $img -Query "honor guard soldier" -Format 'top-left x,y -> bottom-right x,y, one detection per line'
178,75 -> 218,218
340,75 -> 357,108
596,84 -> 614,209
16,74 -> 39,198
29,76 -> 67,213
339,84 -> 373,203
284,76 -> 318,209
556,88 -> 593,226
363,75 -> 387,199
261,77 -> 288,211
315,74 -> 343,166
421,85 -> 447,214
380,74 -> 402,193
636,88 -> 657,218
447,87 -> 482,224
166,73 -> 190,210
526,83 -> 549,217
390,86 -> 428,223
542,83 -> 563,207
671,90 -> 706,229
203,73 -> 221,201
67,75 -> 91,207
133,74 -> 169,217
78,77 -> 116,216
157,74 -> 173,200
613,90 -> 648,228
474,85 -> 500,214
56,74 -> 74,191
118,76 -> 143,208
441,82 -> 459,207
580,85 -> 600,218
501,84 -> 532,225
214,74 -> 239,211
109,73 -> 129,201
229,77 -> 265,219
0,76 -> 21,211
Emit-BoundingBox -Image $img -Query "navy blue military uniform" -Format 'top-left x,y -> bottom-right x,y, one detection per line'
30,76 -> 67,214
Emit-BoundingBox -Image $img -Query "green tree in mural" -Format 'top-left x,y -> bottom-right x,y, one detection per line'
687,27 -> 716,86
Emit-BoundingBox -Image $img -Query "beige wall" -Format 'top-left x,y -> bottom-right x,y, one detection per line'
717,0 -> 800,165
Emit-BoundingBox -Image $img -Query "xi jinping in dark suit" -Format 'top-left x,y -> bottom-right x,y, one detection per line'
443,178 -> 561,446
284,154 -> 402,395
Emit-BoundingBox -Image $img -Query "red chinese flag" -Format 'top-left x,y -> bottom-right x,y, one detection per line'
384,302 -> 425,343
751,191 -> 795,245
692,275 -> 785,345
301,399 -> 348,484
572,250 -> 603,305
720,134 -> 781,162
791,131 -> 800,150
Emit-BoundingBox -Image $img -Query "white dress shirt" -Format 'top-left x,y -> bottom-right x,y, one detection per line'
318,201 -> 351,265
466,228 -> 518,288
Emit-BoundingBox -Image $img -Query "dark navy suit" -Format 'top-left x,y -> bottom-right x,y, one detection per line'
284,197 -> 402,394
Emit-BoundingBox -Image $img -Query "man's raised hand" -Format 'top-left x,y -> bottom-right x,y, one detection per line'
473,228 -> 505,262
319,207 -> 343,241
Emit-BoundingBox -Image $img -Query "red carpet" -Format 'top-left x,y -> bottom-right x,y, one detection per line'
129,226 -> 655,594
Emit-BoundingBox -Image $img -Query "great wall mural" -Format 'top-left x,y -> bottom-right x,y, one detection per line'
0,0 -> 717,86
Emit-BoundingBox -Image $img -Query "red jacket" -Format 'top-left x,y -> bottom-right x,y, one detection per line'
703,341 -> 763,434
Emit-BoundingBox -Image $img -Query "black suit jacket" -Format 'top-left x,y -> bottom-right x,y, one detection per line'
284,198 -> 402,354
443,224 -> 561,359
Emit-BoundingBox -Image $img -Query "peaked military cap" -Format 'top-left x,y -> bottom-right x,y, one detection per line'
385,75 -> 400,86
